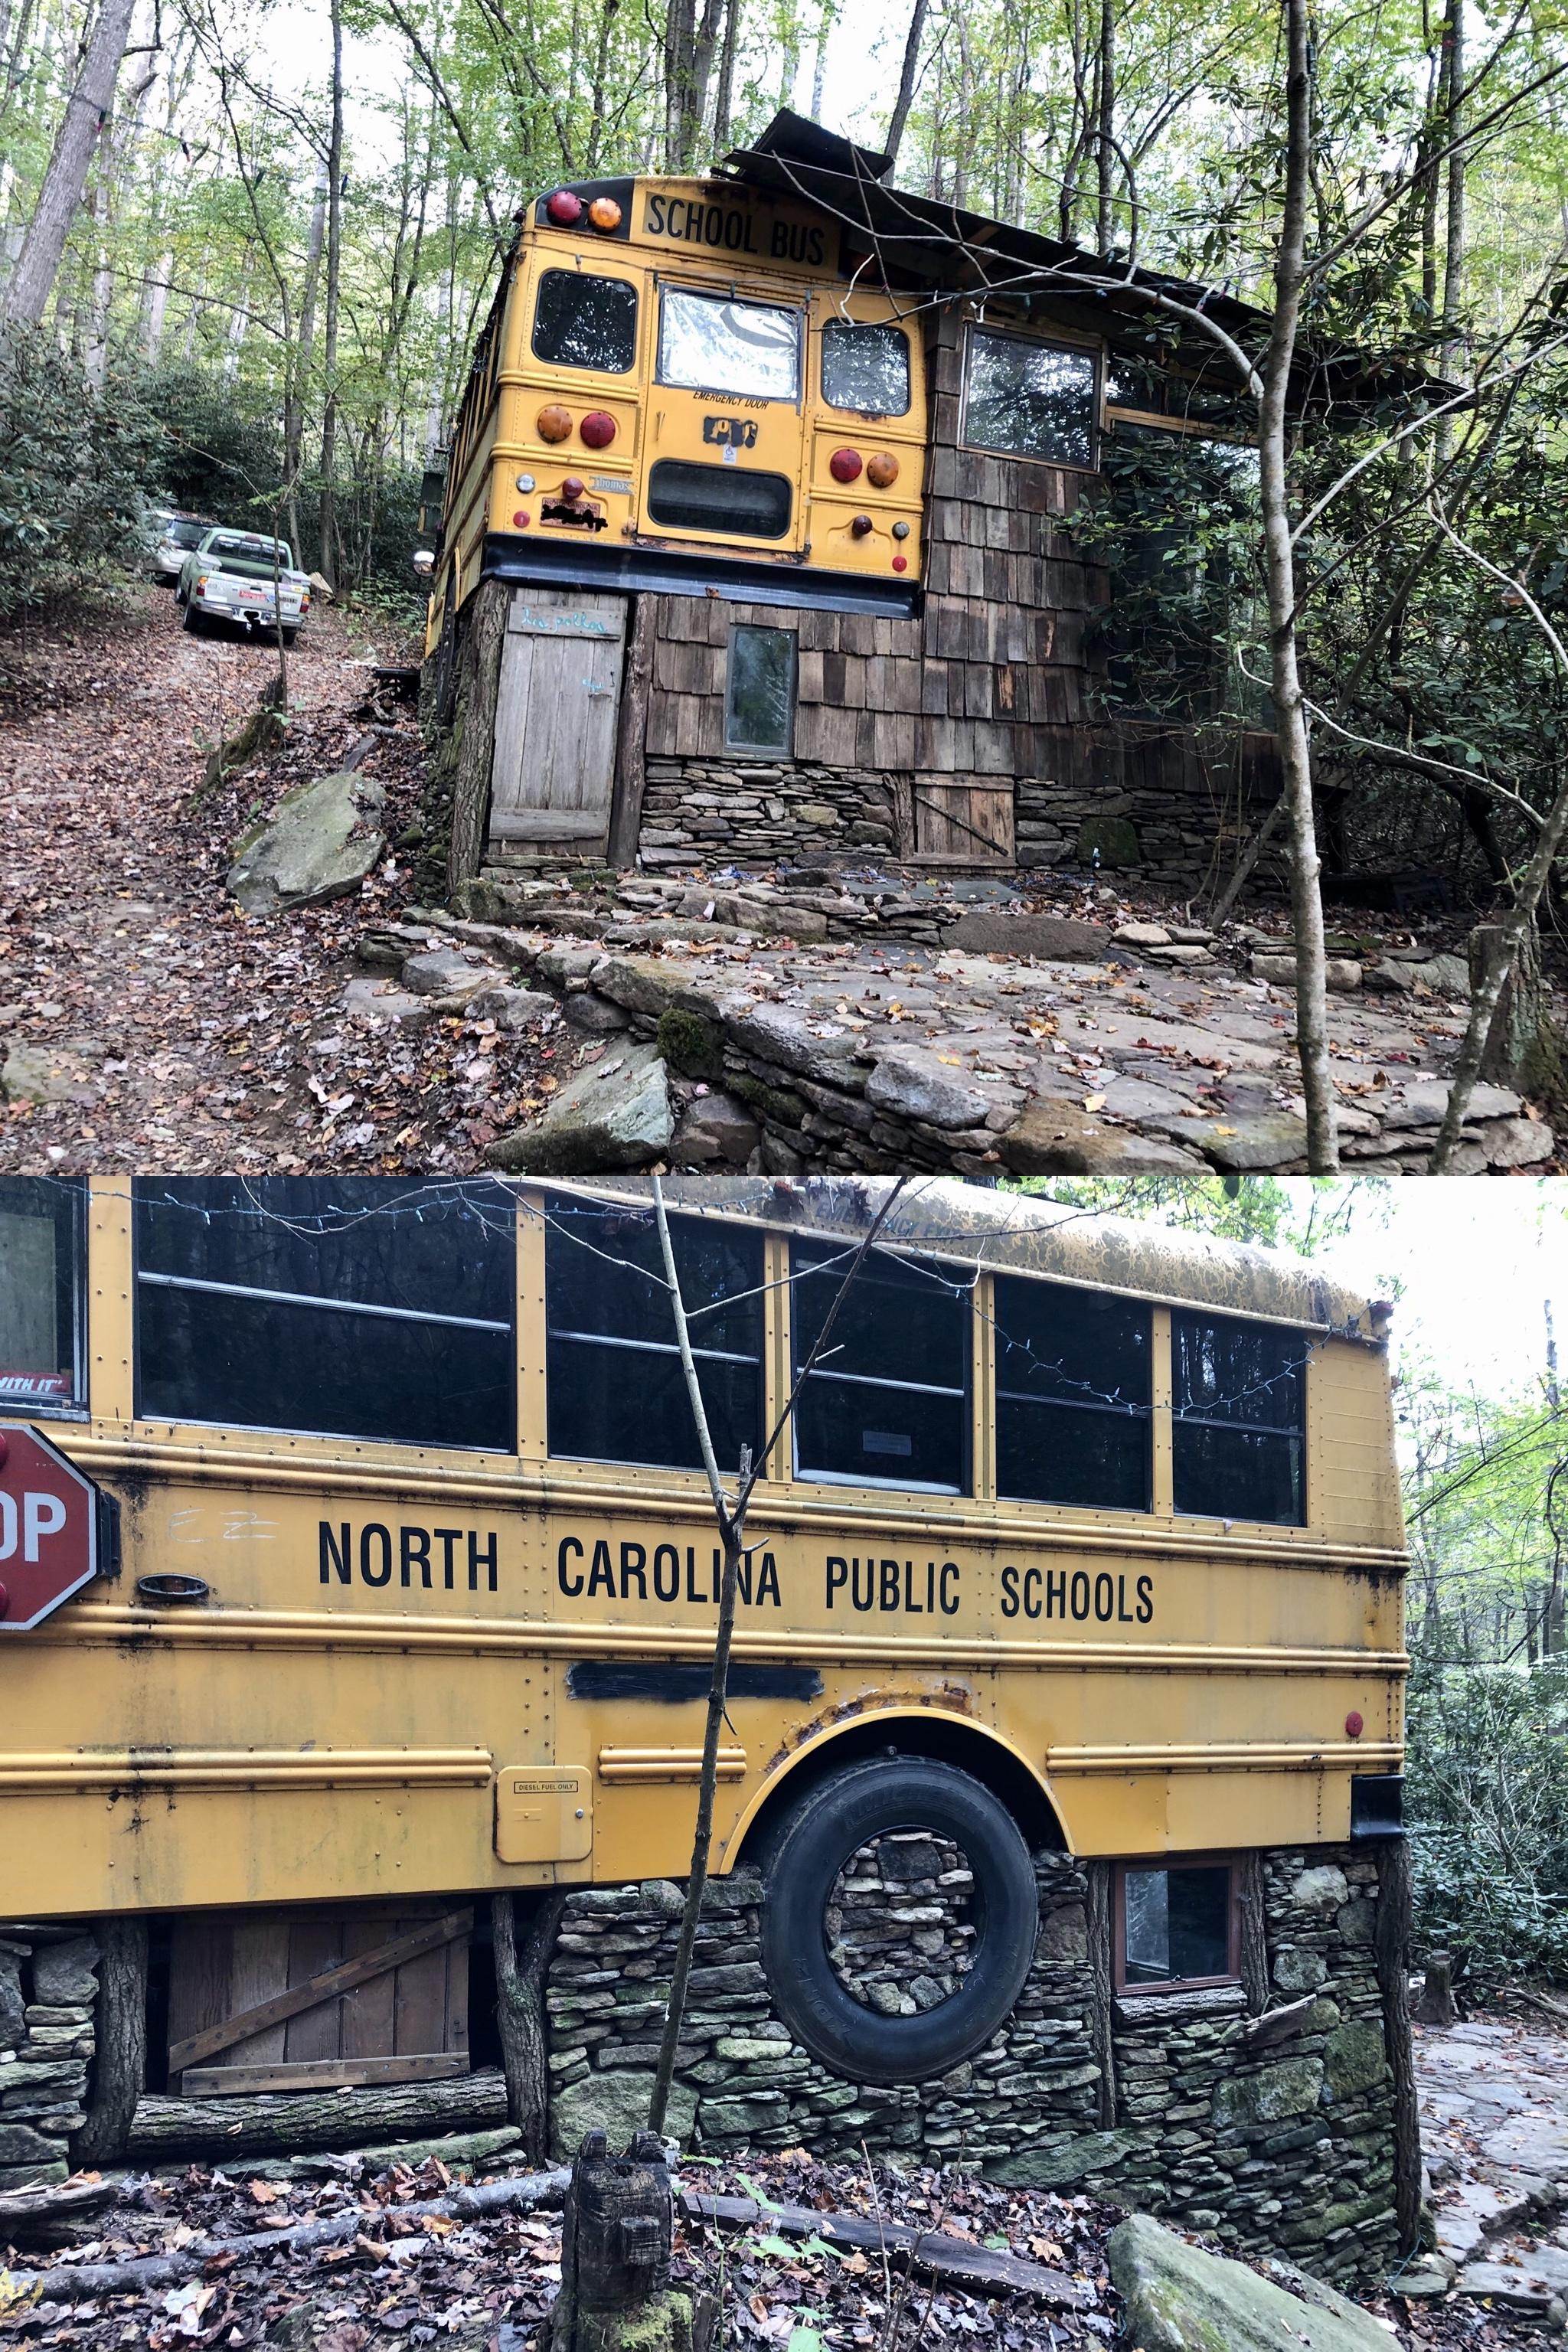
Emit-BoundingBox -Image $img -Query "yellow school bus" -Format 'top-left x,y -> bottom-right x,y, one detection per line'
0,1174 -> 1405,2087
426,172 -> 929,653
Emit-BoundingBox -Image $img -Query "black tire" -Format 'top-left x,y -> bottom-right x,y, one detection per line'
280,628 -> 299,648
181,600 -> 205,634
760,1756 -> 1037,2083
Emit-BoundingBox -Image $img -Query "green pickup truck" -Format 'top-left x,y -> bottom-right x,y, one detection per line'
175,528 -> 312,644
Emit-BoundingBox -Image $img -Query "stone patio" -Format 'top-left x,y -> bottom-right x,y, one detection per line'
1414,2014 -> 1568,2328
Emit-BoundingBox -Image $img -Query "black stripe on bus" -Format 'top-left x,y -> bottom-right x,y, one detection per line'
480,531 -> 920,617
567,1659 -> 825,1704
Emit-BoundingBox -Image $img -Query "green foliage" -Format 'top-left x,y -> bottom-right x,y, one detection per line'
1008,1176 -> 1387,1254
1404,1658 -> 1568,1984
0,329 -> 162,619
134,361 -> 286,522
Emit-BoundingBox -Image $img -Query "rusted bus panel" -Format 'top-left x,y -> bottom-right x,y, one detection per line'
0,1178 -> 1406,1924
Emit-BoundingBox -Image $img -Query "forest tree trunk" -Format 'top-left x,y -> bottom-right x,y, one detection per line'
884,0 -> 929,171
1374,1838 -> 1424,2256
1259,0 -> 1338,1171
315,0 -> 345,586
74,1917 -> 148,2166
493,1890 -> 569,2165
5,0 -> 139,326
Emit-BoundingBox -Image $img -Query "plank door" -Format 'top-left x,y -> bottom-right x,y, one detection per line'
487,590 -> 627,857
913,778 -> 1016,865
166,1900 -> 472,2096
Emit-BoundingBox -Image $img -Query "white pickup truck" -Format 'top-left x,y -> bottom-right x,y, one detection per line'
175,528 -> 312,644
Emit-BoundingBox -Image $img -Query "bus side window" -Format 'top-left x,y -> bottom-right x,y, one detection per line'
821,320 -> 910,417
1171,1310 -> 1307,1526
544,1200 -> 765,1474
532,270 -> 639,374
0,1177 -> 87,1414
962,328 -> 1099,469
132,1179 -> 517,1452
993,1276 -> 1150,1511
791,1242 -> 970,1494
1117,1859 -> 1239,1991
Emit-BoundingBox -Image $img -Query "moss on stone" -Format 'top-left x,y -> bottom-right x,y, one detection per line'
1325,2021 -> 1387,2098
1076,815 -> 1141,867
657,1007 -> 726,1083
726,1070 -> 806,1126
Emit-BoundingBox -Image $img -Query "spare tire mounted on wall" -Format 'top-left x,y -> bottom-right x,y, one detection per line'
759,1756 -> 1039,2083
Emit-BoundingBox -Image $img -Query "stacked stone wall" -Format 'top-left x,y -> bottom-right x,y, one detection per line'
0,1923 -> 99,2187
636,760 -> 901,871
543,1842 -> 1397,2285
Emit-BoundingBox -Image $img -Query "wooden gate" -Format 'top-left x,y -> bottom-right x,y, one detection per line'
487,589 -> 627,859
912,777 -> 1016,865
167,1901 -> 472,2096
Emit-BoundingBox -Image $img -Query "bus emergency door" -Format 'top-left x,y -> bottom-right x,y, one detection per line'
644,274 -> 809,557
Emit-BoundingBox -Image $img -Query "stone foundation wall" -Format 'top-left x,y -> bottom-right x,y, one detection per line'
637,760 -> 902,871
0,1922 -> 99,2187
544,1843 -> 1397,2285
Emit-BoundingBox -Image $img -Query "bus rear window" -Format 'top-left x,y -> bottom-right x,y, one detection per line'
822,320 -> 910,416
657,288 -> 801,400
544,1199 -> 764,1475
792,1243 -> 970,1494
0,1178 -> 85,1413
646,460 -> 792,540
533,270 -> 638,373
1172,1310 -> 1306,1525
994,1276 -> 1150,1511
133,1179 -> 516,1452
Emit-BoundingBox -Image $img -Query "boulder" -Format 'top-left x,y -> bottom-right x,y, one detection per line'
669,1089 -> 761,1167
1475,1115 -> 1554,1168
1112,923 -> 1171,949
466,984 -> 557,1031
866,1050 -> 995,1132
939,913 -> 1109,960
1000,1102 -> 1206,1174
550,2067 -> 696,2161
227,773 -> 385,914
1250,952 -> 1362,991
485,1040 -> 672,1174
31,1936 -> 97,2006
1291,1864 -> 1350,1913
726,1001 -> 870,1092
401,948 -> 504,1001
1107,2213 -> 1393,2352
0,1044 -> 90,1105
1381,1080 -> 1521,1129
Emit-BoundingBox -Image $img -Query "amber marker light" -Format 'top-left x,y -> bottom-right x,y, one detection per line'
546,189 -> 583,225
588,197 -> 622,230
580,412 -> 616,448
867,452 -> 900,487
537,405 -> 573,443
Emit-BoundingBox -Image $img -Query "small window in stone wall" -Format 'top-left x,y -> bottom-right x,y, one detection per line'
1116,1858 -> 1239,1992
726,623 -> 797,755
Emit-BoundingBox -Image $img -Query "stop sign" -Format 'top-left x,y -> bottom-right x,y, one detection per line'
0,1420 -> 101,1630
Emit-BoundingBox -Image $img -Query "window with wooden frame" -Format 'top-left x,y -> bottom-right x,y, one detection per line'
961,327 -> 1099,469
1115,1857 -> 1240,1993
726,622 -> 797,753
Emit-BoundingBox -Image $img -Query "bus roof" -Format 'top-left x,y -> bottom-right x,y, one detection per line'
550,1176 -> 1391,1341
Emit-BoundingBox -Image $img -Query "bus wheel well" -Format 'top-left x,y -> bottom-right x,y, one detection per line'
733,1715 -> 1065,1870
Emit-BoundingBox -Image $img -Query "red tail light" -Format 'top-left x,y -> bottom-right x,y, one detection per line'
546,190 -> 583,225
580,412 -> 616,449
829,448 -> 863,483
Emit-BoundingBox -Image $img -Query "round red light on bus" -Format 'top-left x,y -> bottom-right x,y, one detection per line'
562,476 -> 586,500
891,554 -> 908,572
537,404 -> 573,443
546,189 -> 583,226
513,509 -> 532,528
851,513 -> 873,537
829,447 -> 863,483
588,197 -> 622,231
867,452 -> 900,487
1344,1710 -> 1364,1738
580,411 -> 616,448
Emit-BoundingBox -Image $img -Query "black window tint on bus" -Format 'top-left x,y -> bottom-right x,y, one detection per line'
646,459 -> 792,540
963,329 -> 1098,467
1120,1862 -> 1235,1988
994,1276 -> 1150,1511
134,1180 -> 516,1451
532,270 -> 638,373
792,1242 -> 969,1493
822,321 -> 910,416
0,1178 -> 86,1412
545,1201 -> 764,1475
1172,1310 -> 1306,1525
727,625 -> 795,753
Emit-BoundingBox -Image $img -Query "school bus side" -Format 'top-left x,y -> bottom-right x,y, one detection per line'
0,1178 -> 1406,1922
427,178 -> 928,655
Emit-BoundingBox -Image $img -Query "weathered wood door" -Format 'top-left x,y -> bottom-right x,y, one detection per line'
167,1901 -> 472,2096
487,590 -> 627,857
913,777 -> 1016,864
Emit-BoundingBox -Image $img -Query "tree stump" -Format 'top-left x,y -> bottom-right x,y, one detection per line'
548,2131 -> 715,2352
1414,1952 -> 1456,2027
